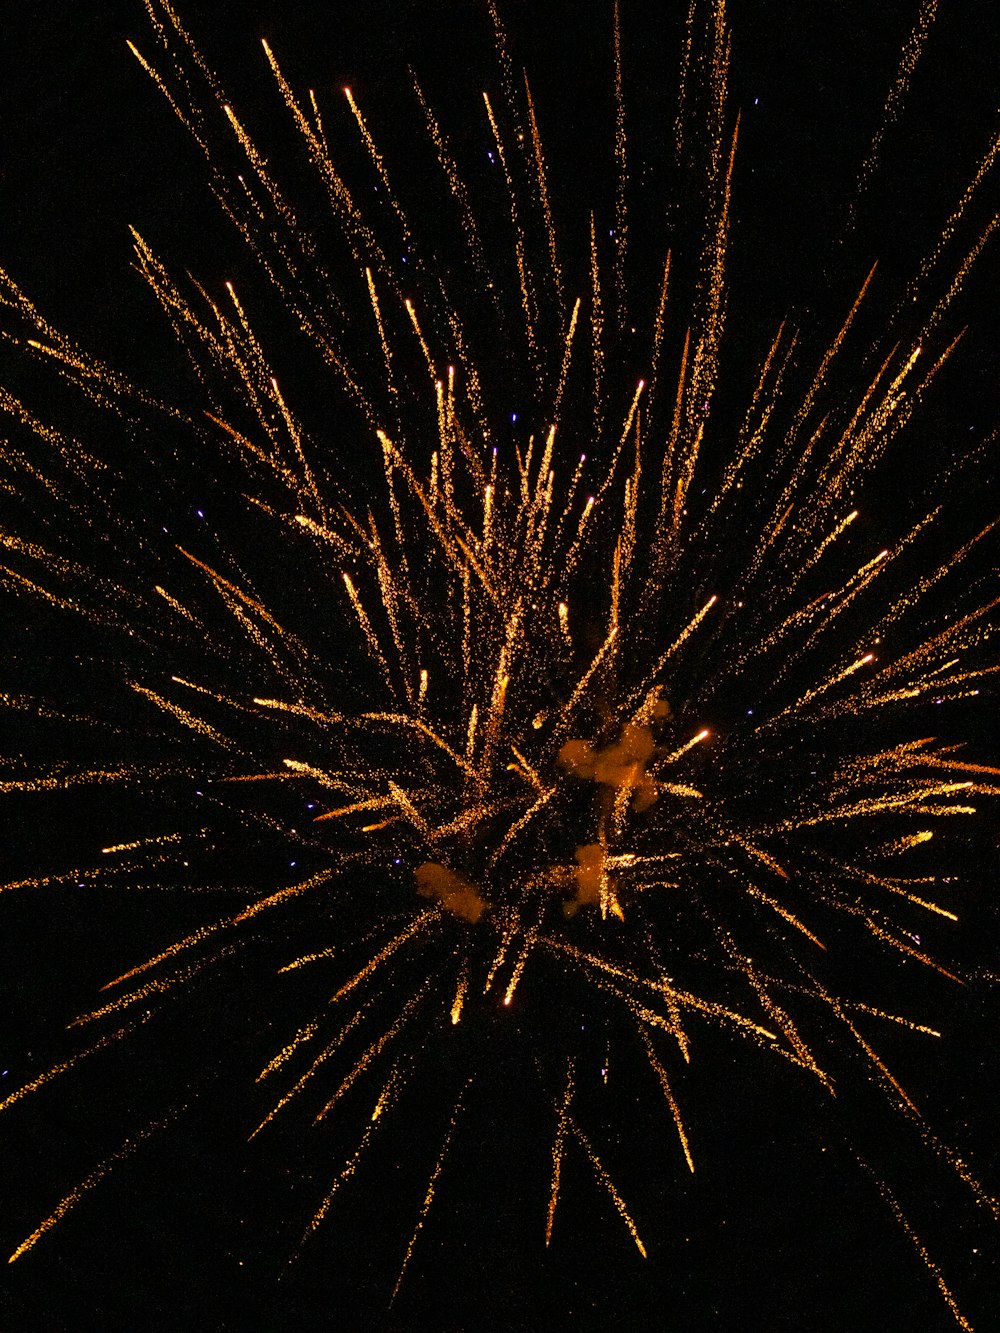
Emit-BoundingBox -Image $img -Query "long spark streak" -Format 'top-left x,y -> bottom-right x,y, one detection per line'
569,1117 -> 647,1258
9,1107 -> 182,1264
391,1088 -> 469,1303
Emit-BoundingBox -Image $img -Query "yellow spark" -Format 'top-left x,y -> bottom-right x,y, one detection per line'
101,832 -> 184,856
509,743 -> 544,791
482,483 -> 493,544
153,584 -> 198,621
73,950 -> 236,1028
0,768 -> 147,797
523,73 -> 562,305
850,0 -> 940,211
9,1109 -> 180,1264
294,1070 -> 404,1254
130,683 -> 237,750
734,838 -> 789,879
329,913 -> 435,1006
391,1090 -> 468,1303
360,711 -> 477,777
256,1020 -> 320,1080
465,702 -> 478,760
292,513 -> 353,556
746,886 -> 825,950
503,921 -> 538,1006
864,919 -> 963,979
860,1165 -> 973,1331
539,938 -> 777,1041
451,966 -> 469,1025
482,90 -> 537,366
569,1118 -> 647,1258
819,982 -> 920,1112
313,795 -> 394,822
546,1064 -> 574,1245
640,1031 -> 695,1172
663,728 -> 710,763
770,651 -> 875,723
277,949 -> 337,974
314,988 -> 427,1123
253,697 -> 344,725
249,1004 -> 372,1141
645,595 -> 718,686
0,1024 -> 140,1116
342,571 -> 395,690
878,830 -> 934,856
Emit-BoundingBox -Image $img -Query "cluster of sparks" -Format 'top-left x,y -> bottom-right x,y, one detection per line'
1,0 -> 998,1322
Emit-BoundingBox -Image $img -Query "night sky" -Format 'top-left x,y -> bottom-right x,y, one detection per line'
1,2 -> 999,1330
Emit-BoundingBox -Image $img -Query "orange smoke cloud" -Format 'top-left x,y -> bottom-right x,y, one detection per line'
557,723 -> 659,812
414,862 -> 488,923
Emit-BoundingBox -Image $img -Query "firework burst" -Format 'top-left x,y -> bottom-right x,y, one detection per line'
2,0 -> 998,1325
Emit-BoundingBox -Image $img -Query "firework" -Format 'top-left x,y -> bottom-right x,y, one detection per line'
1,0 -> 997,1325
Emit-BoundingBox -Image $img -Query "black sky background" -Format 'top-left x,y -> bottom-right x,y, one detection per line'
1,2 -> 999,1330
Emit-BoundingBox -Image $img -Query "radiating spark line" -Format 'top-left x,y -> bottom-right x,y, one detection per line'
545,1062 -> 574,1245
568,1117 -> 647,1258
540,937 -> 777,1041
391,1085 -> 469,1303
249,1003 -> 372,1140
483,91 -> 538,368
523,74 -> 562,309
256,1019 -> 320,1080
849,0 -> 940,219
0,1024 -> 141,1116
857,1162 -> 973,1332
329,913 -> 436,1007
816,981 -> 919,1114
663,728 -> 710,763
100,870 -> 337,992
294,1067 -> 407,1256
0,766 -> 192,797
639,1030 -> 694,1172
102,832 -> 185,856
73,948 -> 237,1027
277,948 -> 337,974
450,965 -> 469,1025
135,683 -> 240,749
611,0 -> 628,313
9,1105 -> 182,1264
746,886 -> 825,950
313,989 -> 429,1124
